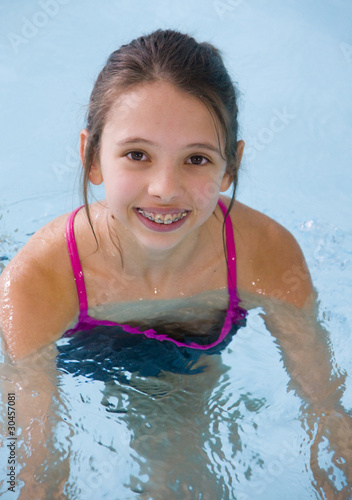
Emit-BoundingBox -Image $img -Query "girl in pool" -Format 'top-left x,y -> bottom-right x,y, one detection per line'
0,29 -> 313,360
1,29 -> 351,498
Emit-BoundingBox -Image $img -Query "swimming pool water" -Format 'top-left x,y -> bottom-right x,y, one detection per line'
1,0 -> 352,498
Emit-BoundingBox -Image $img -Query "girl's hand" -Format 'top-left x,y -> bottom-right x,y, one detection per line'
309,406 -> 352,499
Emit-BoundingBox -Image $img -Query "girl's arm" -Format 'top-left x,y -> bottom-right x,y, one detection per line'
233,203 -> 351,497
0,216 -> 77,361
241,221 -> 351,498
263,301 -> 352,499
231,199 -> 313,309
0,343 -> 70,499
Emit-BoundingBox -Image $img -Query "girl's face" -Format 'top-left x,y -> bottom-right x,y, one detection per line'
83,81 -> 233,252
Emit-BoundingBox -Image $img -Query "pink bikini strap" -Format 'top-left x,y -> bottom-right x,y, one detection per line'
217,198 -> 237,292
65,200 -> 237,314
65,206 -> 88,313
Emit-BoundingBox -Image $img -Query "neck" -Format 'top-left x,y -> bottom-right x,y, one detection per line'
105,212 -> 209,288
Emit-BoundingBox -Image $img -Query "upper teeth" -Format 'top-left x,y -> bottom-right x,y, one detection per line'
138,209 -> 188,224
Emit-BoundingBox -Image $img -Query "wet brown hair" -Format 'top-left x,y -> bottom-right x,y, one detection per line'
82,29 -> 241,234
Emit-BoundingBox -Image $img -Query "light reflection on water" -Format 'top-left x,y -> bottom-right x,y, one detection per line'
56,310 -> 299,500
1,306 -> 347,499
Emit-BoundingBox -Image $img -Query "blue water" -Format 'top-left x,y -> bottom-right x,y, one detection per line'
0,1 -> 352,498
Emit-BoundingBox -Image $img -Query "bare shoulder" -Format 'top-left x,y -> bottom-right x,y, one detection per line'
0,213 -> 78,360
220,197 -> 314,308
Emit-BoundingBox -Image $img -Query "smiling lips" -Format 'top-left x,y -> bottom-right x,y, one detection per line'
137,208 -> 189,225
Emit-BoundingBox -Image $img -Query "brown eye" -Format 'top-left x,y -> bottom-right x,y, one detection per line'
188,155 -> 208,165
127,151 -> 146,161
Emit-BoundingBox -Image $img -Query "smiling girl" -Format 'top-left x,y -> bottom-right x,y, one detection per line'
0,29 -> 313,361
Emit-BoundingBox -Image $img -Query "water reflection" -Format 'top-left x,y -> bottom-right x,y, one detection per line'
56,324 -> 252,498
1,303 -> 351,499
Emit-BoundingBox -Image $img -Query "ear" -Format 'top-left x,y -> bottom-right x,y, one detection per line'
220,140 -> 245,192
236,140 -> 245,166
80,128 -> 103,185
220,171 -> 233,192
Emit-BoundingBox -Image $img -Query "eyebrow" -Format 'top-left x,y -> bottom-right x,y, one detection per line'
115,138 -> 221,155
115,137 -> 156,147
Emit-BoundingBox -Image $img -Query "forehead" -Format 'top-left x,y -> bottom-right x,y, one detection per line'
103,81 -> 224,147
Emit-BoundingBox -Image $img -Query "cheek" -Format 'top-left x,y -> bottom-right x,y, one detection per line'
104,173 -> 141,208
188,174 -> 226,210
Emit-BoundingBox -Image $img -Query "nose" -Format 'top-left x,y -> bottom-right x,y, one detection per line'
147,163 -> 184,202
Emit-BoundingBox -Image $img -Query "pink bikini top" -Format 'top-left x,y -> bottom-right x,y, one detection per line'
63,199 -> 247,350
